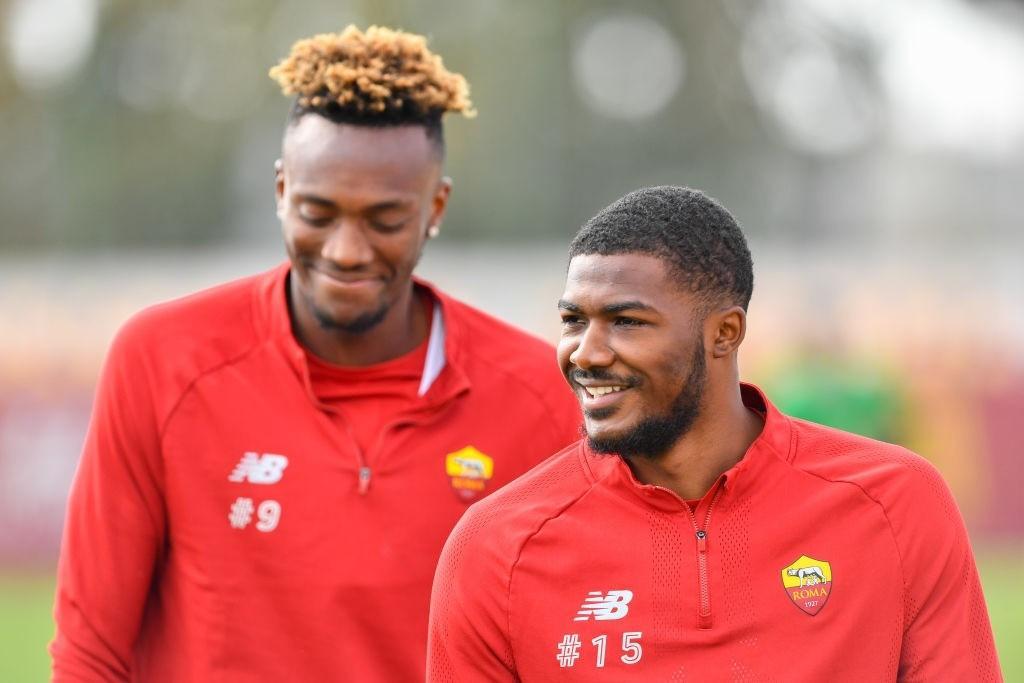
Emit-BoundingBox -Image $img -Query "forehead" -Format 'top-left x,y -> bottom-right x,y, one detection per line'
282,116 -> 438,198
562,253 -> 695,311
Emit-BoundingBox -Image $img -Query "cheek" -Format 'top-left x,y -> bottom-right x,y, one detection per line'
381,234 -> 426,273
281,220 -> 313,253
556,339 -> 576,371
279,226 -> 302,265
649,351 -> 696,396
614,344 -> 672,387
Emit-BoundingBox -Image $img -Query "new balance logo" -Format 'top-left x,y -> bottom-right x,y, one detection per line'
574,590 -> 634,621
228,452 -> 288,484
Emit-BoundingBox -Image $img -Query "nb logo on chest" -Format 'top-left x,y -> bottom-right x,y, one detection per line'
228,452 -> 289,484
574,590 -> 634,621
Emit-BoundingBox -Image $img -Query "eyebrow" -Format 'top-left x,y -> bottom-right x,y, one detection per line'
293,194 -> 334,207
292,194 -> 414,212
557,299 -> 655,314
365,199 -> 415,212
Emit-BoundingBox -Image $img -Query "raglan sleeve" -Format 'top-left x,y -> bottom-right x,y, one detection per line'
50,317 -> 168,682
891,455 -> 1003,681
427,505 -> 519,682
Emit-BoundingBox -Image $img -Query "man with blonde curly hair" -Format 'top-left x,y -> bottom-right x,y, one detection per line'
51,26 -> 579,681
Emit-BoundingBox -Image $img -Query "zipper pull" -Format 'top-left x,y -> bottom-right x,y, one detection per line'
358,466 -> 372,495
696,529 -> 708,553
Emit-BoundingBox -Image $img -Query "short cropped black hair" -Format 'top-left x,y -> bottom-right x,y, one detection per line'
570,186 -> 754,311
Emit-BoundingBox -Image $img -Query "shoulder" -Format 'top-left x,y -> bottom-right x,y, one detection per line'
446,442 -> 593,565
430,441 -> 594,676
437,288 -> 559,368
113,269 -> 266,362
787,418 -> 960,529
434,285 -> 578,427
103,269 -> 274,422
789,417 -> 947,491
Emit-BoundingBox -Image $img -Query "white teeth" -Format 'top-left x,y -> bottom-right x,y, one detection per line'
585,386 -> 625,397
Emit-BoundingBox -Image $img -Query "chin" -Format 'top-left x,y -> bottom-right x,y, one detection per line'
312,302 -> 390,334
314,287 -> 378,310
584,405 -> 636,430
583,422 -> 631,447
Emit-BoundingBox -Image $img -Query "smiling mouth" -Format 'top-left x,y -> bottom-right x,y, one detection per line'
313,269 -> 382,286
583,385 -> 627,397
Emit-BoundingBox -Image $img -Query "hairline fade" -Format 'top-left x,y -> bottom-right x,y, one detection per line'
569,186 -> 754,314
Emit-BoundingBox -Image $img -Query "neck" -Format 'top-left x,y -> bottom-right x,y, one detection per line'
625,382 -> 763,501
289,280 -> 430,367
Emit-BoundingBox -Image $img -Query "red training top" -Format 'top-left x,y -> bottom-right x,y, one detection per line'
305,296 -> 432,454
428,385 -> 1002,682
52,263 -> 581,682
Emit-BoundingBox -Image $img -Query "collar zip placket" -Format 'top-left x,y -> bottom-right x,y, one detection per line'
290,346 -> 378,495
685,476 -> 727,630
589,385 -> 790,635
611,456 -> 731,631
273,276 -> 466,497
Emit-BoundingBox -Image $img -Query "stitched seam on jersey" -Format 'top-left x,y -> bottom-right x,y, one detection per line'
506,482 -> 603,672
795,466 -> 908,640
460,343 -> 573,447
157,341 -> 266,441
155,282 -> 264,439
783,415 -> 798,463
578,444 -> 605,485
757,412 -> 796,465
152,340 -> 268,550
59,597 -> 133,677
423,292 -> 573,445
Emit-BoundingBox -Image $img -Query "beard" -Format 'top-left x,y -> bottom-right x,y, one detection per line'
586,341 -> 707,460
311,299 -> 389,334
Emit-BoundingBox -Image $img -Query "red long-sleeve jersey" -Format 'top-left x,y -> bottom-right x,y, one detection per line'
51,263 -> 581,682
428,385 -> 1002,681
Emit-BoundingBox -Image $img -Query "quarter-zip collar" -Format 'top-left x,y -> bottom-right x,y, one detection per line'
583,383 -> 794,513
253,262 -> 471,413
580,383 -> 793,630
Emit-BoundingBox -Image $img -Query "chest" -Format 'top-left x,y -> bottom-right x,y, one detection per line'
155,361 -> 535,586
509,490 -> 903,681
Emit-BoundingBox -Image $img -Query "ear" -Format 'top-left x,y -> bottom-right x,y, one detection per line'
274,159 -> 285,218
426,176 -> 453,238
707,305 -> 747,359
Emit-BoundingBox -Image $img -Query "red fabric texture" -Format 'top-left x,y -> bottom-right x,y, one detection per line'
427,384 -> 1002,682
305,296 -> 431,454
51,263 -> 581,682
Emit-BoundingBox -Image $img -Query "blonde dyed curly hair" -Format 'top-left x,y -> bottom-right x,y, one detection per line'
269,25 -> 474,124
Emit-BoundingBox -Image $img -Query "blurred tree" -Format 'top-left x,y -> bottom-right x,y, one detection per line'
2,0 -> 1024,249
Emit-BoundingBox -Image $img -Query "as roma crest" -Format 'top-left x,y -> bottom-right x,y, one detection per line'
445,445 -> 494,502
780,555 -> 832,616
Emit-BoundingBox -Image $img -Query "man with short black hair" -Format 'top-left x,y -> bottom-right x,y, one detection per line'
52,26 -> 579,682
427,186 -> 1002,681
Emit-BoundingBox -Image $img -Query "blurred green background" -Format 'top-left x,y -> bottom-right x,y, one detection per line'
2,0 -> 1022,679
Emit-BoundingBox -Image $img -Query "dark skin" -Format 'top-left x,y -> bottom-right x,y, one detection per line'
275,115 -> 451,366
557,253 -> 764,501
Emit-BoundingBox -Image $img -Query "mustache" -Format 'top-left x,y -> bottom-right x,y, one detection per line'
569,368 -> 640,387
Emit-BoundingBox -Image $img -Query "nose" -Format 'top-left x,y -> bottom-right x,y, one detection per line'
321,220 -> 373,269
568,323 -> 615,370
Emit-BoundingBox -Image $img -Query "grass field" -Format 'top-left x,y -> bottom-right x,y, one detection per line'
3,551 -> 1020,681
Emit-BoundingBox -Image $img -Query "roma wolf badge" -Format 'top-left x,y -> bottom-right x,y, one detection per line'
445,445 -> 493,502
781,555 -> 832,616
